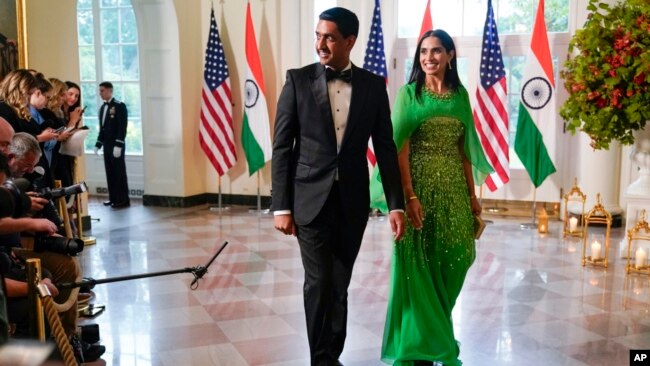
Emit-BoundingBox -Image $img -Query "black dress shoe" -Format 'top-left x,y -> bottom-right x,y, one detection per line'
102,201 -> 112,206
111,201 -> 130,208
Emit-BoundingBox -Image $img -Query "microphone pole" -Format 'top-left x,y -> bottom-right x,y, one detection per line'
57,241 -> 228,290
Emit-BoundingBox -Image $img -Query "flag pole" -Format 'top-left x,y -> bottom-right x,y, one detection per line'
484,182 -> 508,214
248,171 -> 270,215
520,185 -> 537,229
209,175 -> 230,212
478,185 -> 493,224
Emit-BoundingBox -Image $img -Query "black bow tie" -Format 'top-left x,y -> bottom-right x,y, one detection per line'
326,68 -> 352,83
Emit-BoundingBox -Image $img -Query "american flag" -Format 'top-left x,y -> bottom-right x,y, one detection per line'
199,8 -> 236,176
473,0 -> 509,191
363,0 -> 387,167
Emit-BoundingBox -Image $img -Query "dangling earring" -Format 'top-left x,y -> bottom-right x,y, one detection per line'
448,62 -> 453,70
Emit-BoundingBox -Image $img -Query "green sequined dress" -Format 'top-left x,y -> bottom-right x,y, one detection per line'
378,84 -> 493,366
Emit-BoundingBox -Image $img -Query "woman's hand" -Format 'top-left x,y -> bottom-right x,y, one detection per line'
58,130 -> 72,141
406,197 -> 424,230
38,128 -> 59,142
69,106 -> 83,126
470,196 -> 482,216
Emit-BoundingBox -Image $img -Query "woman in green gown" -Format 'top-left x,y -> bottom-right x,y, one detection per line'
377,30 -> 493,365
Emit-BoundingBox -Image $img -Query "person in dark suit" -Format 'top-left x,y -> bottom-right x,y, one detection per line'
94,81 -> 129,208
271,7 -> 405,366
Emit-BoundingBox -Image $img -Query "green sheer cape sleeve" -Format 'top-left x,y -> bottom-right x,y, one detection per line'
370,84 -> 494,213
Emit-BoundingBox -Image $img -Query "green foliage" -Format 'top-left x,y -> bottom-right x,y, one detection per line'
560,0 -> 650,150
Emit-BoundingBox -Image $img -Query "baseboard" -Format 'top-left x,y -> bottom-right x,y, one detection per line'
142,193 -> 271,208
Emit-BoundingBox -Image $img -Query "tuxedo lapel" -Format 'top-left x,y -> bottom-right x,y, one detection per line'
340,65 -> 369,150
309,66 -> 337,149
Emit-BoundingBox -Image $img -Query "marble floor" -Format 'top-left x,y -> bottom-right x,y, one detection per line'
75,198 -> 650,366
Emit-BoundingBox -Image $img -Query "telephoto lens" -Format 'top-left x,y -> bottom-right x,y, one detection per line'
33,236 -> 84,256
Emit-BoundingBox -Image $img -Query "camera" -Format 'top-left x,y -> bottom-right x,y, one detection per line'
33,235 -> 84,256
0,179 -> 32,218
37,181 -> 88,200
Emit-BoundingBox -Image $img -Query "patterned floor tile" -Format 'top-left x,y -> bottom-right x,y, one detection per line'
76,200 -> 649,365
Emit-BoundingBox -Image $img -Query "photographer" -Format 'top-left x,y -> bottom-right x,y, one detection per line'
0,151 -> 58,341
0,130 -> 86,354
6,133 -> 63,234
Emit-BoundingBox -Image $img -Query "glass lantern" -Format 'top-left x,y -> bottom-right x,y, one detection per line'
626,209 -> 650,276
563,178 -> 586,238
582,194 -> 612,268
538,208 -> 549,234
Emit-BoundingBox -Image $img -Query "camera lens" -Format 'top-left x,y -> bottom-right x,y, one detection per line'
33,236 -> 84,256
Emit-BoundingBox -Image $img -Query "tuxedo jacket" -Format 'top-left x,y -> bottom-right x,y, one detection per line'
271,63 -> 404,226
95,98 -> 128,150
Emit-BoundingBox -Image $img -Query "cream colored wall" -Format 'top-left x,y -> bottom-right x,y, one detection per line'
207,0 -> 281,197
20,0 -> 622,207
24,0 -> 79,77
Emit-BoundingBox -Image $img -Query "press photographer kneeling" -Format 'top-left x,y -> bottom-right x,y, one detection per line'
0,131 -> 103,362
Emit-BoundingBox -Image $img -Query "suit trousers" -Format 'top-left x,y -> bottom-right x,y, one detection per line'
296,183 -> 368,366
103,146 -> 129,204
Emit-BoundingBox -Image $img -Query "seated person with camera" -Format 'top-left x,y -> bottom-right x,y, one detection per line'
0,128 -> 102,361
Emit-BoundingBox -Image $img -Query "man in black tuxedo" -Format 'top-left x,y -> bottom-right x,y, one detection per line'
271,7 -> 405,366
94,81 -> 130,208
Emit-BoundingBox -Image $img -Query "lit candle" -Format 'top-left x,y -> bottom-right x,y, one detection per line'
569,217 -> 578,233
539,223 -> 547,233
591,240 -> 602,260
635,247 -> 647,269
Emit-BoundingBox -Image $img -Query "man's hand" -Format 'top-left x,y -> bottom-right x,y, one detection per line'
113,146 -> 122,158
26,193 -> 48,212
29,218 -> 58,235
389,211 -> 406,242
274,214 -> 296,236
41,278 -> 59,297
93,146 -> 100,155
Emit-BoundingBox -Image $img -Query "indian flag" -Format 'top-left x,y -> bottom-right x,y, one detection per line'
514,0 -> 556,188
241,2 -> 272,176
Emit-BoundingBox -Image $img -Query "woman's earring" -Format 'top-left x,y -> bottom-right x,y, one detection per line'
448,62 -> 453,70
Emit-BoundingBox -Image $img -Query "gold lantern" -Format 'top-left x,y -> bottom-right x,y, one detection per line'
538,208 -> 549,234
626,209 -> 650,275
563,178 -> 586,238
582,194 -> 612,268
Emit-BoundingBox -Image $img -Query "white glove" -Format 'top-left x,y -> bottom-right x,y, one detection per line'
113,146 -> 122,158
93,146 -> 99,155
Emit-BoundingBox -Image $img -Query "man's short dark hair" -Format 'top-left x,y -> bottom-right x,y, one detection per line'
319,7 -> 359,38
99,81 -> 113,89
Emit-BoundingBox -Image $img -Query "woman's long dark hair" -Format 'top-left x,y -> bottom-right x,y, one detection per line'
408,29 -> 462,102
64,81 -> 82,113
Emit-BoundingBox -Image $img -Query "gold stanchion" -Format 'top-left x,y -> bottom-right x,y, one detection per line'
26,258 -> 45,341
54,180 -> 73,238
73,156 -> 96,244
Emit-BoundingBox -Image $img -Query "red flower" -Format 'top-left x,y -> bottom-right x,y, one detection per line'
587,91 -> 601,100
609,69 -> 617,78
634,73 -> 646,85
596,98 -> 607,108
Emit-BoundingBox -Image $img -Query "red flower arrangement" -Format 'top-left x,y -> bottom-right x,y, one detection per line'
560,0 -> 650,150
